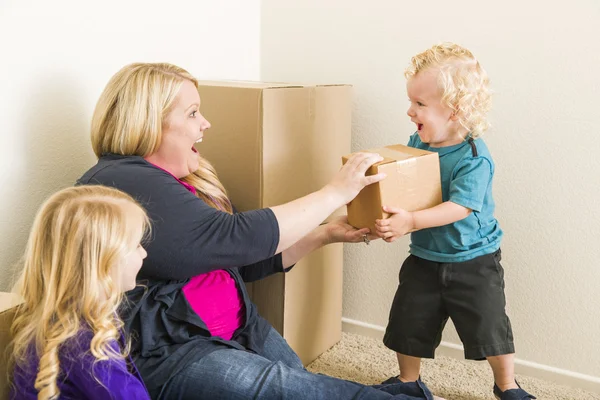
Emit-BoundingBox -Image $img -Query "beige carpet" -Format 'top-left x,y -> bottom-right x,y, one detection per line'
306,333 -> 599,400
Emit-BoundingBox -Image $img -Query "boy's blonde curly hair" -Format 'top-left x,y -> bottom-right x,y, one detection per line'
405,42 -> 492,138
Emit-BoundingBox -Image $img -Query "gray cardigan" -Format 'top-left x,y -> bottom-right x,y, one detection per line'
77,154 -> 291,393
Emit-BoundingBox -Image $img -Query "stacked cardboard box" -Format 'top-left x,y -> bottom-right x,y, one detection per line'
197,81 -> 351,365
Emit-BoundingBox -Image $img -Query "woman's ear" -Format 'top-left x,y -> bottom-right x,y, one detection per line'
450,111 -> 460,122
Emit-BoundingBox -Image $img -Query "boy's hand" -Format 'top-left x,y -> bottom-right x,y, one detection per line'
374,206 -> 414,243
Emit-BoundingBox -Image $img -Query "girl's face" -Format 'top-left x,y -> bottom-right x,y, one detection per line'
112,208 -> 148,292
119,240 -> 147,292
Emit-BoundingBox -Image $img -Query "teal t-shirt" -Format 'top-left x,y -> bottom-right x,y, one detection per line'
407,133 -> 503,262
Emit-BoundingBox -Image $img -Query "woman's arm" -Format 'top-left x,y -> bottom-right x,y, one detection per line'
280,216 -> 371,267
237,225 -> 332,283
238,216 -> 372,282
83,161 -> 282,280
270,152 -> 385,254
83,153 -> 383,280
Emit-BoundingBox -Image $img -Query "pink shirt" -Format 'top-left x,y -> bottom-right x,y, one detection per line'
150,163 -> 245,340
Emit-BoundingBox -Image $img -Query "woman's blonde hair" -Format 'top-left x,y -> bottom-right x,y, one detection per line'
405,42 -> 492,138
10,185 -> 150,400
91,62 -> 232,212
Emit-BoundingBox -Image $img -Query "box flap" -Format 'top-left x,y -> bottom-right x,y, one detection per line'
369,147 -> 418,165
198,80 -> 301,89
342,144 -> 434,171
198,80 -> 350,90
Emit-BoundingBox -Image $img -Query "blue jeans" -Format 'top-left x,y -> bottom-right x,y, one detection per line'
152,327 -> 433,400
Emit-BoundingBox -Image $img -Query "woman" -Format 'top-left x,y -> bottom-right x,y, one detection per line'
77,62 -> 436,399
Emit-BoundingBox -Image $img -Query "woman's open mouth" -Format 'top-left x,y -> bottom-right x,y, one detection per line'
191,137 -> 203,153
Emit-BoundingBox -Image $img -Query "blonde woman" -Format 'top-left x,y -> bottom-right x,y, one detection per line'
375,43 -> 535,400
10,185 -> 151,399
76,63 -> 436,399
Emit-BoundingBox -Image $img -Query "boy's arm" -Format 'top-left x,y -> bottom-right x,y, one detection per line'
408,201 -> 471,230
375,202 -> 470,242
376,155 -> 492,242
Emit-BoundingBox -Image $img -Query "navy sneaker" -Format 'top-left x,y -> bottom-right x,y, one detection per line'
377,376 -> 434,399
493,381 -> 536,399
381,375 -> 405,385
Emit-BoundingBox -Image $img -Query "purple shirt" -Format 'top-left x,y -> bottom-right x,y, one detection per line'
11,329 -> 150,400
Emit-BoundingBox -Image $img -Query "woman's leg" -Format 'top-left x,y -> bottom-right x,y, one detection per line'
155,347 -> 433,400
255,326 -> 304,370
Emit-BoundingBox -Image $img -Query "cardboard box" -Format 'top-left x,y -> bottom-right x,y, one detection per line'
196,80 -> 351,365
342,144 -> 442,232
0,293 -> 23,400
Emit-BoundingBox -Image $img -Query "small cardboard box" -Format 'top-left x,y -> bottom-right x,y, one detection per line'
342,144 -> 442,232
0,293 -> 23,400
196,80 -> 351,365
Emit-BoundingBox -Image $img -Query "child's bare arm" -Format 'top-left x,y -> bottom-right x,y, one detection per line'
409,201 -> 471,230
375,201 -> 471,242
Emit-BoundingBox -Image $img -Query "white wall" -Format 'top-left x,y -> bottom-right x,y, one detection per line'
0,0 -> 260,290
3,0 -> 600,390
261,0 -> 600,388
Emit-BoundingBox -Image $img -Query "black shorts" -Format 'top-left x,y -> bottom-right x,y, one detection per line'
383,249 -> 514,360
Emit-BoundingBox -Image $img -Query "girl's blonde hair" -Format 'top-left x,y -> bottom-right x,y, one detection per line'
405,42 -> 492,138
10,185 -> 150,400
91,62 -> 232,212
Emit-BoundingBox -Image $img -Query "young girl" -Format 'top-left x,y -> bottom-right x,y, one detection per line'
375,43 -> 535,400
9,185 -> 151,400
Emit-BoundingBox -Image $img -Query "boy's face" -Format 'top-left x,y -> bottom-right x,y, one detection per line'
406,69 -> 464,147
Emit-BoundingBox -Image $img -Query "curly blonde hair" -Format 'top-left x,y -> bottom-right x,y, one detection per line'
9,185 -> 149,400
91,62 -> 232,212
405,42 -> 492,138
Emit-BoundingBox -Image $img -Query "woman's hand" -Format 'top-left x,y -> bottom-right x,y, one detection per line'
271,152 -> 386,254
323,216 -> 379,245
281,216 -> 378,267
324,152 -> 386,206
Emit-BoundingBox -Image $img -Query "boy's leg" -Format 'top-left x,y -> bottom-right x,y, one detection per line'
383,255 -> 447,384
487,353 -> 518,391
444,249 -> 514,361
397,353 -> 422,382
445,249 -> 533,397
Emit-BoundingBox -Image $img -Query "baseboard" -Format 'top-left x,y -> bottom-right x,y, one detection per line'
342,317 -> 600,394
